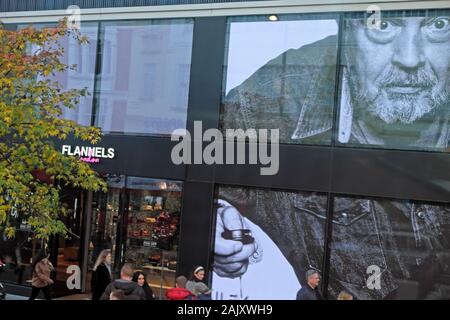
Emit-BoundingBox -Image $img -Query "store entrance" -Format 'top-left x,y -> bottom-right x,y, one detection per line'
122,177 -> 182,299
85,175 -> 183,300
50,186 -> 84,298
85,175 -> 124,296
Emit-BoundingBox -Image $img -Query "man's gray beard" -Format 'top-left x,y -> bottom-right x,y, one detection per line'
348,65 -> 449,124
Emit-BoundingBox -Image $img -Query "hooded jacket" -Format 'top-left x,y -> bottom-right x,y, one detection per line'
165,287 -> 195,300
100,279 -> 145,300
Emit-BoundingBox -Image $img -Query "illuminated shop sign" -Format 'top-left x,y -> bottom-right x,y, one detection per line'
61,145 -> 115,163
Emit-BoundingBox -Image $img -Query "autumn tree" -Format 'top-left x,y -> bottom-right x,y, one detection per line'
0,19 -> 106,242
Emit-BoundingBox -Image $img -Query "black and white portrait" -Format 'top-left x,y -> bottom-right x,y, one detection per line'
213,10 -> 450,300
212,187 -> 450,300
222,11 -> 450,150
337,12 -> 450,149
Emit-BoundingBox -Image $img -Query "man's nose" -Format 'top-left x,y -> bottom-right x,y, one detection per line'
391,26 -> 425,70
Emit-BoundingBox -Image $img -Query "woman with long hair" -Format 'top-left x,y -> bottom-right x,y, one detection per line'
91,249 -> 112,300
132,271 -> 155,300
186,266 -> 211,300
29,248 -> 54,300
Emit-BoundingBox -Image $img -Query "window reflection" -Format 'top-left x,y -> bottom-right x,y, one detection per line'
18,22 -> 98,126
96,20 -> 194,135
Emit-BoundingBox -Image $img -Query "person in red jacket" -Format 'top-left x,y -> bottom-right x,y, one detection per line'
166,276 -> 195,300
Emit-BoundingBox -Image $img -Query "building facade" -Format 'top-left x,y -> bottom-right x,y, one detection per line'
0,0 -> 450,300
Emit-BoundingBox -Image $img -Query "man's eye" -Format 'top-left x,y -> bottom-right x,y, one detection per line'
423,17 -> 450,41
379,20 -> 391,30
365,19 -> 400,43
429,17 -> 450,31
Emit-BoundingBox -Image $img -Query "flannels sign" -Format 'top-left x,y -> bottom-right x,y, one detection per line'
61,145 -> 115,163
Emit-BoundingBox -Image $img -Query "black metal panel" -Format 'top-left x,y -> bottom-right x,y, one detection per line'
185,17 -> 226,136
321,193 -> 334,300
187,144 -> 450,203
187,143 -> 333,192
331,147 -> 450,203
54,135 -> 450,204
54,135 -> 186,180
176,17 -> 226,280
0,0 -> 264,12
184,16 -> 227,183
177,181 -> 216,279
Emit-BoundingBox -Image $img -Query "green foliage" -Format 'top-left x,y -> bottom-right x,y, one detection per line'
0,18 -> 107,242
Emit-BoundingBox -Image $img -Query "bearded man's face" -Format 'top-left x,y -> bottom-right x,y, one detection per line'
347,16 -> 450,124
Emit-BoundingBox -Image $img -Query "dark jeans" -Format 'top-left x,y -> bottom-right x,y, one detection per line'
29,285 -> 51,300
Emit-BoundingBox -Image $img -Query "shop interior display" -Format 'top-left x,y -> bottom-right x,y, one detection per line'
125,190 -> 181,294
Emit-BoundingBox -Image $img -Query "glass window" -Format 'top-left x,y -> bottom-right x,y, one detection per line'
18,22 -> 98,126
0,226 -> 41,287
328,196 -> 450,300
86,175 -> 182,300
123,177 -> 183,299
212,186 -> 327,300
52,186 -> 84,297
337,9 -> 450,152
0,186 -> 85,298
87,174 -> 125,289
95,19 -> 194,135
220,14 -> 339,145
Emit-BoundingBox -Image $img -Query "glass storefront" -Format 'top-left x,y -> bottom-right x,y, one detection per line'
123,177 -> 182,299
51,186 -> 84,297
86,176 -> 183,300
0,229 -> 40,287
0,186 -> 85,298
86,175 -> 124,293
0,175 -> 182,300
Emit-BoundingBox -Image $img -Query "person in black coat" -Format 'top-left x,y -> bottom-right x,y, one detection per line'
296,269 -> 323,300
133,271 -> 155,300
91,249 -> 112,300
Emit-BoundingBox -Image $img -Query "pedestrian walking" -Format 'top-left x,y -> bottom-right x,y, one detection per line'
29,248 -> 54,300
91,249 -> 112,300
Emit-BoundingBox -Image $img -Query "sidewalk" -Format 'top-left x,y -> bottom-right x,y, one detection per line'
55,293 -> 91,300
5,294 -> 28,300
5,293 -> 91,300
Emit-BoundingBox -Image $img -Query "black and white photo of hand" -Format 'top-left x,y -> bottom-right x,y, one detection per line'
213,200 -> 257,278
